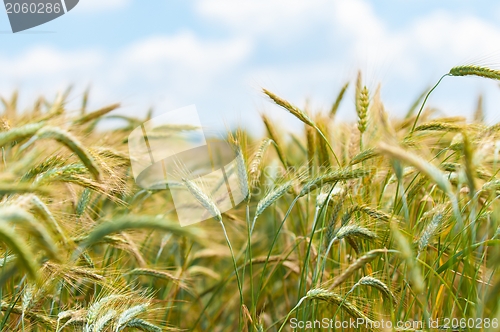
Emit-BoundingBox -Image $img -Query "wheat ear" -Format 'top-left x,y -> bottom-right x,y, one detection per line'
24,126 -> 101,181
299,168 -> 369,197
417,212 -> 443,255
378,142 -> 453,196
182,178 -> 222,221
333,224 -> 377,242
73,103 -> 120,125
85,295 -> 126,329
115,304 -> 148,331
0,222 -> 39,279
263,88 -> 340,165
306,289 -> 373,322
278,288 -> 372,332
249,138 -> 273,188
0,206 -> 59,260
252,181 -> 293,233
449,65 -> 500,80
0,122 -> 44,147
330,82 -> 349,118
93,309 -> 116,332
235,146 -> 249,200
356,276 -> 397,305
123,319 -> 161,332
327,249 -> 388,290
263,89 -> 315,127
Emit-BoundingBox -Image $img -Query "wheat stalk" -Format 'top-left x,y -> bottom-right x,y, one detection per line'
262,114 -> 288,168
305,125 -> 316,175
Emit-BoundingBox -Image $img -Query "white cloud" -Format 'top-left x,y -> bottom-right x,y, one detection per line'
410,11 -> 500,63
110,31 -> 252,106
0,46 -> 103,78
195,0 -> 332,42
120,32 -> 251,75
75,0 -> 131,13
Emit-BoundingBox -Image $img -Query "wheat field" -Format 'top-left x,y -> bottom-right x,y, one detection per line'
0,66 -> 499,331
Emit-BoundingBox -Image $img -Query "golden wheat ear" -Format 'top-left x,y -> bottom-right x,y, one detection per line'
72,103 -> 120,126
263,88 -> 341,165
263,88 -> 316,127
330,82 -> 349,119
249,138 -> 274,188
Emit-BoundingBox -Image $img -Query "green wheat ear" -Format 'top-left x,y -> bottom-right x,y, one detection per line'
0,122 -> 45,147
0,223 -> 39,280
449,65 -> 500,80
115,304 -> 148,331
76,215 -> 204,253
0,207 -> 59,261
305,289 -> 372,322
252,180 -> 293,232
123,319 -> 162,332
22,126 -> 102,181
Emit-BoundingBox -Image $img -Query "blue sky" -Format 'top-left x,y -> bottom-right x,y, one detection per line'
1,0 -> 500,135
